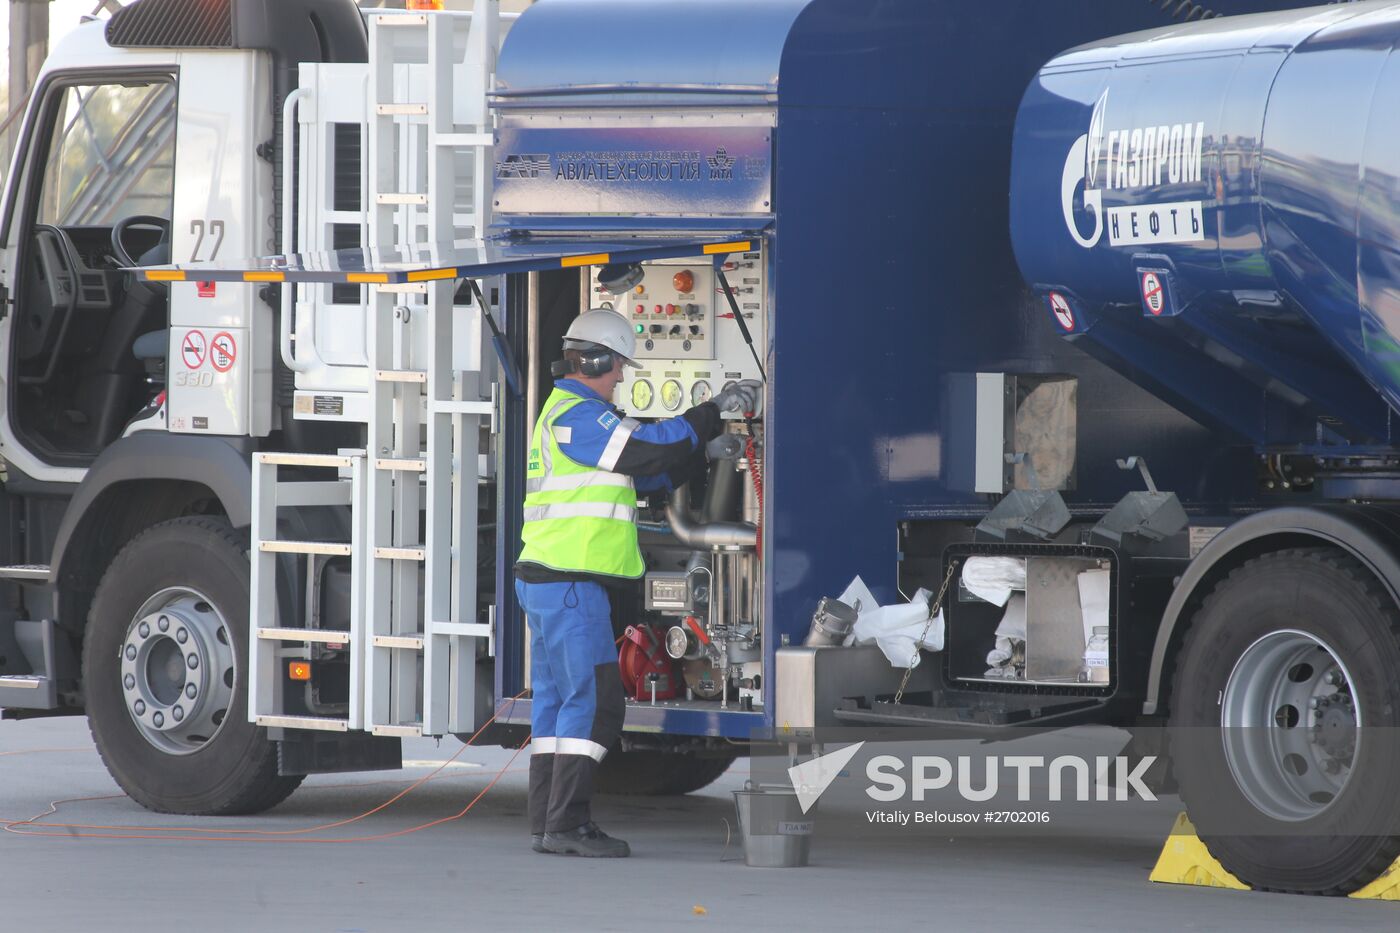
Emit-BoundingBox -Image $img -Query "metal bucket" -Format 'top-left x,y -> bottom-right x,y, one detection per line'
733,786 -> 813,867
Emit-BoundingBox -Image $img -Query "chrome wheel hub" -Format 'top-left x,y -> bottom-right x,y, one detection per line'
119,587 -> 235,755
1221,629 -> 1359,822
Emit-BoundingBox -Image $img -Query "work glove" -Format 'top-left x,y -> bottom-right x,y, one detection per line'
706,433 -> 745,460
712,379 -> 763,415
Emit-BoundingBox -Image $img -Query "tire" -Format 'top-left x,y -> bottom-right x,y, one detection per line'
1169,547 -> 1400,894
596,748 -> 738,796
83,517 -> 303,815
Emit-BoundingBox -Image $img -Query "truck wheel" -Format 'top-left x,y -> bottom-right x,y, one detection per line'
83,517 -> 303,815
1169,547 -> 1400,894
596,749 -> 737,796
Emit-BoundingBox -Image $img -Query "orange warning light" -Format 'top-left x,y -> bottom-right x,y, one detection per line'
672,270 -> 695,294
288,661 -> 312,681
407,0 -> 445,9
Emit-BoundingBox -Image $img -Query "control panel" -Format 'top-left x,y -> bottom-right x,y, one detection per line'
589,246 -> 765,418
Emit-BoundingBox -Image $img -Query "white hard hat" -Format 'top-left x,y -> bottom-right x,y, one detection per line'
563,309 -> 638,366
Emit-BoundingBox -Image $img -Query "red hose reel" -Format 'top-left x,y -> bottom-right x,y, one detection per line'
617,624 -> 679,701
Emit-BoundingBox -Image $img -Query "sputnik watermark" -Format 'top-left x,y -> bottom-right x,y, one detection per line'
786,744 -> 1157,820
788,741 -> 866,813
866,755 -> 1157,803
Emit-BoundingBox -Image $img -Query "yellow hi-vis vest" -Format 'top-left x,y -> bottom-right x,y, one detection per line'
517,387 -> 645,579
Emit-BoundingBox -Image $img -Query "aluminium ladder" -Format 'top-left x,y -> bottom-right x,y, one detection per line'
251,4 -> 504,739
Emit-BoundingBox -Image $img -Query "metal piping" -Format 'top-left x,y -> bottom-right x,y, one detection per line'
702,459 -> 741,524
666,485 -> 757,548
527,270 -> 540,431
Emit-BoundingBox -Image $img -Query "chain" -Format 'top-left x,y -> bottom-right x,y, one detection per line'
893,560 -> 959,705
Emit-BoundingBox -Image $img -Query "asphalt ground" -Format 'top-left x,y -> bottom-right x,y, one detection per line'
2,716 -> 1397,932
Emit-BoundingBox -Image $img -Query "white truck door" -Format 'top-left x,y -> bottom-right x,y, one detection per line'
0,69 -> 177,483
166,49 -> 274,439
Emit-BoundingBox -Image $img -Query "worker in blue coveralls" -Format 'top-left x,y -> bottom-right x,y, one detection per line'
516,306 -> 761,858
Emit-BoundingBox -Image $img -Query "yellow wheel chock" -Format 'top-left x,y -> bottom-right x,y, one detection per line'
1150,812 -> 1400,900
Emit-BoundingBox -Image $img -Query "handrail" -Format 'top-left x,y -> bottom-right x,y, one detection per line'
279,87 -> 319,373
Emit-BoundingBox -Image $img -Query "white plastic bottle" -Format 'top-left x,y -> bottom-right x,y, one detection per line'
1083,626 -> 1109,683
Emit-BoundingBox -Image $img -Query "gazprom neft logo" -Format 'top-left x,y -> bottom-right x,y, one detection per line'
1062,89 -> 1207,249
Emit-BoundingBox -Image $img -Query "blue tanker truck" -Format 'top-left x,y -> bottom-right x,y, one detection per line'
1010,0 -> 1400,895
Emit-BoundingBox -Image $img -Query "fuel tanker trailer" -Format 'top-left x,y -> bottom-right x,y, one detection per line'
1011,0 -> 1400,895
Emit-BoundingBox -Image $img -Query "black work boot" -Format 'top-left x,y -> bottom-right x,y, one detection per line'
542,821 -> 630,858
532,832 -> 546,853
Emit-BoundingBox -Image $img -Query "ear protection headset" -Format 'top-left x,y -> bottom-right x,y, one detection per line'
550,344 -> 617,378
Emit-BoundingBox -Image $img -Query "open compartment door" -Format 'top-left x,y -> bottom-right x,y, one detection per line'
135,235 -> 760,284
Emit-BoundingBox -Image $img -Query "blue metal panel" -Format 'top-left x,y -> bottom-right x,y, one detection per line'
496,697 -> 765,740
765,0 -> 1313,634
496,0 -> 808,99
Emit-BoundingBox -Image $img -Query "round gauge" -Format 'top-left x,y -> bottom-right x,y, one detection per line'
690,380 -> 712,406
631,379 -> 654,410
665,625 -> 690,660
661,379 -> 684,412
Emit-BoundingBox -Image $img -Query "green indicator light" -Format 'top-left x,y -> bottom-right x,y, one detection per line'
635,324 -> 645,334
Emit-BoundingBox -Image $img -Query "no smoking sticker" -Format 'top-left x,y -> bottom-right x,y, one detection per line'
181,330 -> 206,369
1141,271 -> 1165,316
1048,292 -> 1075,331
210,331 -> 237,373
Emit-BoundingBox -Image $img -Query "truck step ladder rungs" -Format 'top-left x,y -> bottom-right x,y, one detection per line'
250,450 -> 364,733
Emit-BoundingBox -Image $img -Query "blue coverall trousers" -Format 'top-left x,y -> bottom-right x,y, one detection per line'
516,579 -> 626,833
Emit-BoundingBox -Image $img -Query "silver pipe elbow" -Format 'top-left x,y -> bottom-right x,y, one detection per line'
666,485 -> 757,549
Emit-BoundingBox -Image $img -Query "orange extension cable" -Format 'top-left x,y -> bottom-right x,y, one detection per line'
1,693 -> 531,844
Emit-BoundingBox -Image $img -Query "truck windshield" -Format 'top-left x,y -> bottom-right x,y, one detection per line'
36,79 -> 175,226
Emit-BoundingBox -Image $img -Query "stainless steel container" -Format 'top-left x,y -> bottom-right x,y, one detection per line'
733,786 -> 813,867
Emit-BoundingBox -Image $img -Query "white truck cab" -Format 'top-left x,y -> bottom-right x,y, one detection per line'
0,0 -> 374,815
